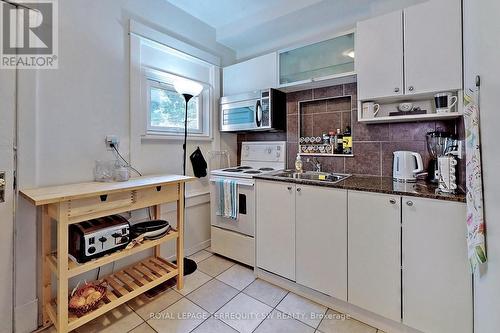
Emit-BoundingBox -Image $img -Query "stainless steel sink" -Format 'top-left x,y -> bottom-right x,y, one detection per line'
272,170 -> 351,183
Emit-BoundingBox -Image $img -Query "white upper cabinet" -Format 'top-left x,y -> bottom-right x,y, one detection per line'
223,52 -> 277,96
404,0 -> 462,95
402,197 -> 472,333
348,191 -> 401,321
296,185 -> 347,300
356,0 -> 462,101
279,32 -> 355,89
356,11 -> 404,100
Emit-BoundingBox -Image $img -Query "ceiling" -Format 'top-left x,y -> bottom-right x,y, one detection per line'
167,0 -> 424,60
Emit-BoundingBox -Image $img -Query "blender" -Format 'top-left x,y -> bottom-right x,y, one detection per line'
426,130 -> 457,183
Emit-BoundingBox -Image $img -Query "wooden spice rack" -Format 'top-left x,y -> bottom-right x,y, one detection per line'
20,174 -> 194,333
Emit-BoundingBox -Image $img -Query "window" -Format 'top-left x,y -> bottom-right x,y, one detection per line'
148,80 -> 203,134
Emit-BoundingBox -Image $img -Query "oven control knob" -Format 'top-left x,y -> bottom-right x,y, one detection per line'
121,236 -> 129,244
276,152 -> 280,157
88,246 -> 96,254
267,148 -> 272,154
98,236 -> 107,243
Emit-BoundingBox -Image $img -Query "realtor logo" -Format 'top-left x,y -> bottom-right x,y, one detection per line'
1,0 -> 58,68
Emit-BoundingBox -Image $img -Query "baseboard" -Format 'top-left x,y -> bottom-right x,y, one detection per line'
14,299 -> 38,333
166,239 -> 211,261
255,268 -> 422,333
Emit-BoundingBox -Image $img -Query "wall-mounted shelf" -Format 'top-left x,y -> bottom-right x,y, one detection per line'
299,153 -> 354,157
359,112 -> 462,124
358,90 -> 463,124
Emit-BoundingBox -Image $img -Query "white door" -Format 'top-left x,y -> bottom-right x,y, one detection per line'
0,2 -> 16,332
402,197 -> 472,333
356,10 -> 404,100
404,0 -> 462,95
348,191 -> 401,321
256,180 -> 295,280
296,185 -> 347,299
223,52 -> 277,95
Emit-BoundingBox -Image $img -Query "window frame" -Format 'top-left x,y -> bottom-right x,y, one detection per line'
146,79 -> 204,135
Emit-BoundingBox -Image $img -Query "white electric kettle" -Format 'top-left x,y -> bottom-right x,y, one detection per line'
393,151 -> 424,182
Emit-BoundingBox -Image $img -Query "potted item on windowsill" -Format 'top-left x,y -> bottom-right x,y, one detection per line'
69,281 -> 108,316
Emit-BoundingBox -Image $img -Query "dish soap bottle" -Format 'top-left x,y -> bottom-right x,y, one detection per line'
295,153 -> 303,173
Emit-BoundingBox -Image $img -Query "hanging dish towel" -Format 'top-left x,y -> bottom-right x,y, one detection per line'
464,89 -> 487,272
215,179 -> 238,220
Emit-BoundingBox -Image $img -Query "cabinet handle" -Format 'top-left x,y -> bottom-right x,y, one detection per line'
296,188 -> 301,192
287,186 -> 292,191
408,86 -> 414,92
406,201 -> 414,206
394,87 -> 400,93
389,199 -> 396,205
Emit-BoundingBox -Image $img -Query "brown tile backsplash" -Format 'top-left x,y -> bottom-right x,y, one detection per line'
236,83 -> 464,185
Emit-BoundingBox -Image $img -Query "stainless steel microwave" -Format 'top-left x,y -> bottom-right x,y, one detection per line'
220,89 -> 286,132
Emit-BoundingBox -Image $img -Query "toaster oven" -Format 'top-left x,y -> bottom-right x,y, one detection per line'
69,215 -> 130,263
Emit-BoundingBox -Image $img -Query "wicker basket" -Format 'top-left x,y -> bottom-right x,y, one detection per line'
68,282 -> 108,317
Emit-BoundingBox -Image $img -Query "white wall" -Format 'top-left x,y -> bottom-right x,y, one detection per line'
15,1 -> 236,332
463,0 -> 500,332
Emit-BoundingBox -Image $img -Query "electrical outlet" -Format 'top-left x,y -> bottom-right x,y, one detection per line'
105,135 -> 119,150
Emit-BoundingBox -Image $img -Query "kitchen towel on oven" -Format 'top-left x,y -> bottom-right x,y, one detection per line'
215,179 -> 238,220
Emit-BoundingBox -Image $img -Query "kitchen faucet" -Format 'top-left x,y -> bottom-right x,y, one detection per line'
305,157 -> 322,172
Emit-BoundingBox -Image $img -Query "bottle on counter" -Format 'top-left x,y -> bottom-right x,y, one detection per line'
295,153 -> 303,173
343,126 -> 352,155
334,129 -> 343,154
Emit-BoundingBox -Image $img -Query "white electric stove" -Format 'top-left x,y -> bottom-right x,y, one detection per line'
210,141 -> 286,266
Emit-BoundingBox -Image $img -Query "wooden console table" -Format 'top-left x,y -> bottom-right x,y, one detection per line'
20,174 -> 194,332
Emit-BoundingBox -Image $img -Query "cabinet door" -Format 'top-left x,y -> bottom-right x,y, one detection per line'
223,53 -> 277,96
256,180 -> 295,280
296,185 -> 347,300
402,197 -> 472,333
348,191 -> 401,321
404,0 -> 462,94
356,10 -> 404,100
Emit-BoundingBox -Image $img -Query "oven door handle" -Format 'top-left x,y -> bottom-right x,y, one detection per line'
255,100 -> 262,127
209,177 -> 254,187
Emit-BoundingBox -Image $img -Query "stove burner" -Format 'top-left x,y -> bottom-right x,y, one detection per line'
244,170 -> 262,174
222,168 -> 243,172
259,167 -> 274,171
237,166 -> 252,170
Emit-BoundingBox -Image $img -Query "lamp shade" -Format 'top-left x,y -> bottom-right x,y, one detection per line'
173,79 -> 203,97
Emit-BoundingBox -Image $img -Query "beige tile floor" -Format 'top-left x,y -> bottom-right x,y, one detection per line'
39,248 -> 385,333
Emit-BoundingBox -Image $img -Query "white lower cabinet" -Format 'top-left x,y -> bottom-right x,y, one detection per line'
296,185 -> 347,300
402,197 -> 472,333
256,182 -> 472,332
256,180 -> 296,280
348,191 -> 401,321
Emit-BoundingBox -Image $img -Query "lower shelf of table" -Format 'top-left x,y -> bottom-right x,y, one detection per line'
47,256 -> 179,332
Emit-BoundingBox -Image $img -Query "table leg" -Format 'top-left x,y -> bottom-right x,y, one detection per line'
176,184 -> 185,290
41,205 -> 52,326
56,202 -> 69,332
153,205 -> 161,257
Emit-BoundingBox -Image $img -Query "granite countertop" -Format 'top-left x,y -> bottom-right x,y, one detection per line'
254,172 -> 466,203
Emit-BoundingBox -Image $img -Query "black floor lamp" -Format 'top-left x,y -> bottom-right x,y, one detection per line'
173,79 -> 203,276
